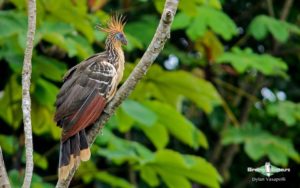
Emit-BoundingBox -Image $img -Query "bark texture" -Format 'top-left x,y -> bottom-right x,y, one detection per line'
0,147 -> 10,188
21,0 -> 36,187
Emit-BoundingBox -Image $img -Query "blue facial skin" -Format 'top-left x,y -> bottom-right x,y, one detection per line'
115,32 -> 127,45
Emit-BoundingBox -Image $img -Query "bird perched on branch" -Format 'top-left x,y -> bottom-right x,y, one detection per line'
54,14 -> 127,180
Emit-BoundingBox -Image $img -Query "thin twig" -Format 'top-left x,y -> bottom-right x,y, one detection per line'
0,147 -> 11,188
266,0 -> 275,17
21,0 -> 36,187
219,74 -> 265,182
55,0 -> 179,187
280,0 -> 293,20
214,78 -> 259,103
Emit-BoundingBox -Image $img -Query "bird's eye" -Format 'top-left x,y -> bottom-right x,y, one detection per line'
115,33 -> 123,40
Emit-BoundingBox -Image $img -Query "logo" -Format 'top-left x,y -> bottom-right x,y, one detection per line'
247,162 -> 290,177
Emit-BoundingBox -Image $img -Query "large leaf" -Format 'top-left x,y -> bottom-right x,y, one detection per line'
222,125 -> 300,166
31,103 -> 52,135
0,75 -> 23,129
140,150 -> 221,188
217,47 -> 288,76
137,122 -> 169,150
97,129 -> 154,164
32,78 -> 59,108
128,64 -> 221,113
0,11 -> 27,39
249,15 -> 300,43
77,161 -> 134,188
267,101 -> 300,126
125,15 -> 158,46
145,101 -> 208,149
33,56 -> 67,81
43,0 -> 94,42
152,66 -> 221,113
183,6 -> 237,40
0,134 -> 18,155
155,0 -> 222,14
0,36 -> 24,73
121,100 -> 157,127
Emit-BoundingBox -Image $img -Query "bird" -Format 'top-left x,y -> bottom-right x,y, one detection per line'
54,14 -> 127,180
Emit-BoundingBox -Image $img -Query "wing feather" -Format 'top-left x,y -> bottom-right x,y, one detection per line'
54,53 -> 117,141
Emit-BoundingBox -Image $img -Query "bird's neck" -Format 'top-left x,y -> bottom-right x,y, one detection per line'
105,38 -> 124,66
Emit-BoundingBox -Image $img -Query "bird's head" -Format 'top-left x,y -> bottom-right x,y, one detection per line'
97,14 -> 127,46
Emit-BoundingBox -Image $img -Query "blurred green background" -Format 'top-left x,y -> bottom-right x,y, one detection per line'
0,0 -> 300,187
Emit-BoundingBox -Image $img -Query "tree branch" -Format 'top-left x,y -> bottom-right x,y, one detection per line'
55,0 -> 179,187
21,0 -> 36,187
0,147 -> 11,188
266,0 -> 275,17
280,0 -> 293,20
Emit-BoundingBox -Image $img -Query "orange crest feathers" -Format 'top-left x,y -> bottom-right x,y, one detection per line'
96,13 -> 126,34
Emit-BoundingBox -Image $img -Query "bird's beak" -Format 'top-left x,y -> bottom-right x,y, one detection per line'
121,38 -> 128,45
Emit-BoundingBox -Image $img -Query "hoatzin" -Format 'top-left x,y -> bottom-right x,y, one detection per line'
54,14 -> 127,180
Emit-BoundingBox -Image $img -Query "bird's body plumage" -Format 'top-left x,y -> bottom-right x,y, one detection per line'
54,14 -> 127,180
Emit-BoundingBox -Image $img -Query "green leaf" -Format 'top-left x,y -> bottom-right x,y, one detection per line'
222,125 -> 300,165
158,170 -> 191,188
38,21 -> 74,35
267,101 -> 300,126
217,47 -> 288,76
97,130 -> 154,164
153,0 -> 165,13
145,101 -> 208,149
0,135 -> 17,154
125,33 -> 144,52
31,104 -> 50,135
138,122 -> 169,149
33,152 -> 48,170
95,172 -> 134,188
121,100 -> 157,127
65,35 -> 94,59
0,37 -> 24,73
140,150 -> 221,188
178,1 -> 198,16
248,15 -> 268,40
146,65 -> 221,113
244,140 -> 265,160
187,13 -> 206,40
126,15 -> 158,46
0,75 -> 23,129
249,15 -> 300,43
140,166 -> 160,187
0,11 -> 27,39
115,108 -> 135,132
9,170 -> 23,187
78,161 -> 133,188
186,6 -> 237,40
33,56 -> 67,81
33,78 -> 59,108
41,32 -> 68,51
44,1 -> 94,43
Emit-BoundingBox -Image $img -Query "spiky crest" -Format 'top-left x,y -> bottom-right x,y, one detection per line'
96,13 -> 126,34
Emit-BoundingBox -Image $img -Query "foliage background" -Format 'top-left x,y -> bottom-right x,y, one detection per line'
0,0 -> 300,187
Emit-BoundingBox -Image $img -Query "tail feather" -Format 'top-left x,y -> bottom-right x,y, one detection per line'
58,129 -> 91,180
79,130 -> 91,161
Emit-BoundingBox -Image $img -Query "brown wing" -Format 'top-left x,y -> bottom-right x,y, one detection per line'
54,53 -> 117,141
